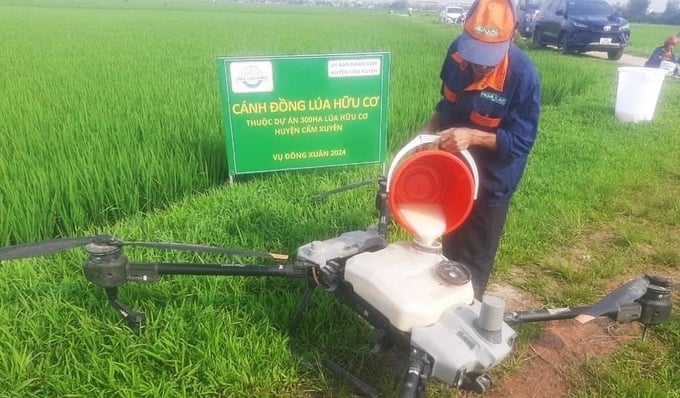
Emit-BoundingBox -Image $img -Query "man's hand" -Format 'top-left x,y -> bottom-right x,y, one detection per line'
438,126 -> 498,153
438,127 -> 475,152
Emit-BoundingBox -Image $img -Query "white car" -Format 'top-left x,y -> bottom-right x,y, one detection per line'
439,6 -> 466,24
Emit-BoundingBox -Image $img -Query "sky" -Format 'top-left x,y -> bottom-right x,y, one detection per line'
610,0 -> 668,12
649,0 -> 666,12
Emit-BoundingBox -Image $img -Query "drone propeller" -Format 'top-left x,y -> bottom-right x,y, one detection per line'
312,178 -> 381,201
0,235 -> 118,261
119,241 -> 289,261
575,276 -> 651,323
0,235 -> 288,262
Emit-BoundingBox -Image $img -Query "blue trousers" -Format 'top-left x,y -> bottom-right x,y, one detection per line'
442,202 -> 510,301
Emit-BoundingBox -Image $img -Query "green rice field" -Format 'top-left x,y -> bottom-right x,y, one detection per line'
626,23 -> 680,57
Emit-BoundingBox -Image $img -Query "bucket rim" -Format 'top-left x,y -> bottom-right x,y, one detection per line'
388,150 -> 475,236
617,66 -> 669,76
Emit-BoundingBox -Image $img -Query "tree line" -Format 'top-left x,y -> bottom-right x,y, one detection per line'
615,0 -> 680,25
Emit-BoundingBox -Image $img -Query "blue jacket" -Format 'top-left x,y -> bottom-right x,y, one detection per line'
436,38 -> 541,206
644,46 -> 677,68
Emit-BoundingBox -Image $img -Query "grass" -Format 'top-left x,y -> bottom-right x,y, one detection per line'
627,23 -> 679,58
571,315 -> 680,398
0,1 -> 445,245
1,2 -> 680,397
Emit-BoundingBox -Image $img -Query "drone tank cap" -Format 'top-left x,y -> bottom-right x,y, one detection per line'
387,150 -> 475,246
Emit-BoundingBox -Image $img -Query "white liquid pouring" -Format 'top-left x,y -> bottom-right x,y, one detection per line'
398,203 -> 446,247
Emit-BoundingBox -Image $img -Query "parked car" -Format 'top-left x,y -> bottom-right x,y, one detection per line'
439,5 -> 466,24
532,0 -> 630,60
516,0 -> 545,39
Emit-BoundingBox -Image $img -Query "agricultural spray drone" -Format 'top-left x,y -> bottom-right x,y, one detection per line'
0,136 -> 675,397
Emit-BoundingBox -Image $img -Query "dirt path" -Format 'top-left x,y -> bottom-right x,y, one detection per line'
584,51 -> 647,67
476,269 -> 680,398
476,278 -> 669,398
486,317 -> 641,398
478,282 -> 641,397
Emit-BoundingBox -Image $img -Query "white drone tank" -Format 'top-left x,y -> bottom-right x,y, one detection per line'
344,142 -> 479,333
344,240 -> 474,332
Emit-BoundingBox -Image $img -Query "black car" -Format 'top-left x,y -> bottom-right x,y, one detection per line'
516,0 -> 545,39
532,0 -> 630,60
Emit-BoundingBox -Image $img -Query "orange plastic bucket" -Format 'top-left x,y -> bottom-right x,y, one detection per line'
388,150 -> 475,237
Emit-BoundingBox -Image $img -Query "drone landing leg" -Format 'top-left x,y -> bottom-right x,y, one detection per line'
641,324 -> 649,341
105,287 -> 145,333
400,349 -> 430,398
322,358 -> 379,398
460,373 -> 493,394
288,282 -> 316,336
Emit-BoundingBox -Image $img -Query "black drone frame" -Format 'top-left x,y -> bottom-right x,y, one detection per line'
0,178 -> 675,398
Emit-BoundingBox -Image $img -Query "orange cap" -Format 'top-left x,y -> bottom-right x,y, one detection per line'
458,0 -> 516,66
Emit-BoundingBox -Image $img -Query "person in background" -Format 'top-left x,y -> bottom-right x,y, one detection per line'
644,36 -> 678,75
418,0 -> 541,300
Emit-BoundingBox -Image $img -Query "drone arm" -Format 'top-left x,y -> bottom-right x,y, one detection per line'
504,303 -> 642,326
503,307 -> 587,325
126,262 -> 309,281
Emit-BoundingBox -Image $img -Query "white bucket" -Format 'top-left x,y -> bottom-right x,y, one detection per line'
615,67 -> 667,123
660,60 -> 677,75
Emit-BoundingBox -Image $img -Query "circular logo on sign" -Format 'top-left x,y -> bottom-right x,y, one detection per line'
238,65 -> 267,89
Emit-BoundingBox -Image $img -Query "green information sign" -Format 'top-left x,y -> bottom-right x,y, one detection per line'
217,53 -> 390,177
